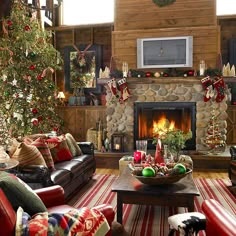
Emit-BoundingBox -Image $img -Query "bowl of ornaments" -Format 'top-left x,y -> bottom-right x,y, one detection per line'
129,157 -> 192,185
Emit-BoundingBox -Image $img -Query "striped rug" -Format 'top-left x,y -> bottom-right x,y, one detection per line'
68,174 -> 236,236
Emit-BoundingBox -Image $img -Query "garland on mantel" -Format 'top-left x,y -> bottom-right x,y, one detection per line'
110,68 -> 222,79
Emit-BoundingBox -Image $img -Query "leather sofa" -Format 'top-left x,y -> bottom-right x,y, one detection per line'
201,199 -> 236,236
229,146 -> 236,186
12,142 -> 96,199
0,184 -> 115,236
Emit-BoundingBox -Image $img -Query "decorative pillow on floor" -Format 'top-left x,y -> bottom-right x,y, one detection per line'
46,135 -> 73,163
11,142 -> 47,167
0,171 -> 47,216
65,133 -> 82,157
31,137 -> 55,170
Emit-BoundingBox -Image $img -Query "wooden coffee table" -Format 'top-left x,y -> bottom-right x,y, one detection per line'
111,166 -> 200,224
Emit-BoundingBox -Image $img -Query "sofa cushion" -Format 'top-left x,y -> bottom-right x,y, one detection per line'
65,133 -> 82,157
31,138 -> 55,170
46,135 -> 73,163
11,142 -> 47,167
54,160 -> 84,177
50,169 -> 71,187
0,171 -> 47,216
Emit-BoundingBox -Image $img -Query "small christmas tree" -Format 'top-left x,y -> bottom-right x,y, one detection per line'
202,105 -> 226,154
0,1 -> 63,143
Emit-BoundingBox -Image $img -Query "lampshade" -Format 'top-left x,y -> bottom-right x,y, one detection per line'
57,91 -> 65,99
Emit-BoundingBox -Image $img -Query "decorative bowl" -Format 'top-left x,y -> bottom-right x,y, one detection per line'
132,169 -> 192,185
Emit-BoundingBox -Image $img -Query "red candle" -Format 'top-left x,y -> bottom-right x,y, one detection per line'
134,151 -> 141,163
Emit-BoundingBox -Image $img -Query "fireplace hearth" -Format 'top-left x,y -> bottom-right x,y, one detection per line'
134,102 -> 196,150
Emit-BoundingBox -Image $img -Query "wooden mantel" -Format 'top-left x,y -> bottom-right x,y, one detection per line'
98,77 -> 236,85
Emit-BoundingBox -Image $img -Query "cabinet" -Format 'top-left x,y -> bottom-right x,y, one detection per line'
57,106 -> 107,141
227,105 -> 236,144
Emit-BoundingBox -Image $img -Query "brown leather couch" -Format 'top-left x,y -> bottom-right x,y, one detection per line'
11,142 -> 96,199
229,146 -> 236,186
0,185 -> 115,236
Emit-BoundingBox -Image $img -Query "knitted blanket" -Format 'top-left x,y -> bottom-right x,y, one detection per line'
15,207 -> 110,236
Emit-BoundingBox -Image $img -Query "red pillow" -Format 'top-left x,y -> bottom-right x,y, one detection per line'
46,135 -> 72,163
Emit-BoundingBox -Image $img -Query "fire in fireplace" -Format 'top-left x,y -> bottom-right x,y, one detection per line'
134,102 -> 196,150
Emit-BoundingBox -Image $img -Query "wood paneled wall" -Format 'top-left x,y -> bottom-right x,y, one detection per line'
112,26 -> 220,71
112,0 -> 219,71
54,25 -> 113,91
114,0 -> 217,31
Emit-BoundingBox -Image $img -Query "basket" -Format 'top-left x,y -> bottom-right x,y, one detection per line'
132,169 -> 192,185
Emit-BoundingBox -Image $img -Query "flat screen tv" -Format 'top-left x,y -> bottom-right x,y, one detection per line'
137,36 -> 193,69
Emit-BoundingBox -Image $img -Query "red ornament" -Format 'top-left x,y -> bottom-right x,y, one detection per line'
37,75 -> 43,81
32,119 -> 38,126
53,127 -> 58,132
24,25 -> 31,31
145,72 -> 152,77
187,70 -> 194,76
32,108 -> 38,114
29,65 -> 35,70
7,20 -> 13,26
163,73 -> 169,77
37,116 -> 43,122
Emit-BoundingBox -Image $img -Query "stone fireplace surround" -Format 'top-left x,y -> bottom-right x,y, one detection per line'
105,77 -> 228,152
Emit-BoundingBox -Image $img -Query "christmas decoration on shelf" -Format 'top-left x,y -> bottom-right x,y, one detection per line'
0,1 -> 63,141
106,77 -> 131,104
222,63 -> 235,77
200,76 -> 226,103
201,104 -> 226,154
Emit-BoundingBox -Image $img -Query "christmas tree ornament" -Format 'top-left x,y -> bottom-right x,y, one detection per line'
7,20 -> 12,26
32,108 -> 38,114
145,72 -> 152,77
24,25 -> 31,31
49,84 -> 54,89
29,64 -> 35,70
37,75 -> 43,81
214,77 -> 226,103
31,118 -> 38,126
117,77 -> 131,103
201,76 -> 214,102
30,52 -> 36,58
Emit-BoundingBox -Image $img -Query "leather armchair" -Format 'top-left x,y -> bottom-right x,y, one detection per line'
202,199 -> 236,236
0,185 -> 115,236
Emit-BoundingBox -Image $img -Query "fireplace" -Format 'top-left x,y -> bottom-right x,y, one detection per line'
134,102 -> 196,150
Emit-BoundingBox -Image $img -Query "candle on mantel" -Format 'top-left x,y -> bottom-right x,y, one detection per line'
115,144 -> 120,150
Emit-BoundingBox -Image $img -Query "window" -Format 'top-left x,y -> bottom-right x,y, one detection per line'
62,0 -> 114,26
61,0 -> 235,26
217,0 -> 236,16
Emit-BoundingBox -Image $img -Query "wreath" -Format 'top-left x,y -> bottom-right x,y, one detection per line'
153,0 -> 176,7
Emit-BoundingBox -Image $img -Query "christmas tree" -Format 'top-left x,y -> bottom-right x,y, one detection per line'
0,1 -> 63,145
202,104 -> 226,154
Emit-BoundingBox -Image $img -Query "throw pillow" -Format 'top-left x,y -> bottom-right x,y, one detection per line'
46,135 -> 73,163
31,137 -> 55,170
8,138 -> 20,158
11,142 -> 47,167
65,133 -> 82,157
0,171 -> 47,216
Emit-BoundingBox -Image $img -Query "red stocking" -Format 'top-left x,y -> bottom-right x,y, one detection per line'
201,76 -> 214,102
214,77 -> 226,103
117,78 -> 131,103
107,78 -> 119,99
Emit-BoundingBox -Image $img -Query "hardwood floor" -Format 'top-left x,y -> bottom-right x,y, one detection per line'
96,168 -> 229,179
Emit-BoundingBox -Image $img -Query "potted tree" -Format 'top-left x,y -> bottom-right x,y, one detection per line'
153,119 -> 192,161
